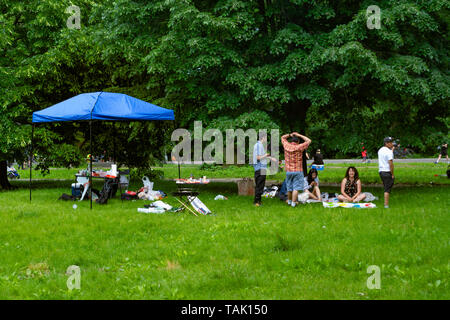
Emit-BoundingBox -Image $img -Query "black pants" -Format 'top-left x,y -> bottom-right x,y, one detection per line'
254,170 -> 266,204
379,172 -> 394,193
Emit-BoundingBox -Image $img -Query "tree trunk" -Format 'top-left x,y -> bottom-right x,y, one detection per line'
0,160 -> 12,190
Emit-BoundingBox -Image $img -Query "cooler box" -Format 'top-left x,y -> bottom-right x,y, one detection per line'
311,164 -> 324,171
71,183 -> 83,198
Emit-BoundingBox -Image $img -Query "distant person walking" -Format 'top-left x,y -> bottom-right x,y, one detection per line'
361,145 -> 368,163
378,137 -> 395,208
281,132 -> 311,207
252,132 -> 276,207
435,143 -> 448,164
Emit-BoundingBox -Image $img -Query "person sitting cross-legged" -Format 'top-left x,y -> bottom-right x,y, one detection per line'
303,168 -> 322,201
337,166 -> 366,203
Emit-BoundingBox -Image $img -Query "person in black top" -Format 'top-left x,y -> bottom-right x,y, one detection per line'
312,149 -> 324,165
435,143 -> 448,164
337,167 -> 366,203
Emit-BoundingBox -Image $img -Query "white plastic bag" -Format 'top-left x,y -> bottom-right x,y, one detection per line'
142,176 -> 153,191
153,201 -> 172,210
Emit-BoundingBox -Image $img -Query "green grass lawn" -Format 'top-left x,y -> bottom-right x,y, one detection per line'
15,162 -> 450,185
155,162 -> 450,185
0,179 -> 448,299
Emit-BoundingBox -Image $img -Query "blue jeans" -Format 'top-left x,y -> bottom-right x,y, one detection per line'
286,171 -> 304,192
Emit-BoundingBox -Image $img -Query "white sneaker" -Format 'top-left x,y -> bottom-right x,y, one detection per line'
291,202 -> 297,208
384,205 -> 389,209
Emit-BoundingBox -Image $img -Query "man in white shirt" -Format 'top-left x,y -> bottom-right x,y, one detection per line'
378,137 -> 395,208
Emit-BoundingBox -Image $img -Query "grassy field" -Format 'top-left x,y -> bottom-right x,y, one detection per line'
14,162 -> 450,185
0,179 -> 448,299
154,162 -> 450,185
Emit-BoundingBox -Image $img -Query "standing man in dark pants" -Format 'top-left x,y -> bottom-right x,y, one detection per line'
253,132 -> 276,206
378,137 -> 395,208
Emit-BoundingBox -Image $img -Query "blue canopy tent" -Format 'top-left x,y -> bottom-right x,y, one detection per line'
31,92 -> 175,208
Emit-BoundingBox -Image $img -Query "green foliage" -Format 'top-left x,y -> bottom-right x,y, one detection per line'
199,162 -> 219,171
130,168 -> 165,182
1,0 -> 449,177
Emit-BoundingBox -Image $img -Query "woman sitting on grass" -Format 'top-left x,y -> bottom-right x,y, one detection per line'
337,166 -> 366,202
303,168 -> 322,201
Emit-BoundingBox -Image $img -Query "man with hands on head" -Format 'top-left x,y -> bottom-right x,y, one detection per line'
281,132 -> 311,207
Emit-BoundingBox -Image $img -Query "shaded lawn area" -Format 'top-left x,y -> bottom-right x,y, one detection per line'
15,162 -> 450,185
0,180 -> 448,299
155,162 -> 450,185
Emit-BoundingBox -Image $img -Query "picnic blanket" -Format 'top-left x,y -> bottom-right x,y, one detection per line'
322,202 -> 377,208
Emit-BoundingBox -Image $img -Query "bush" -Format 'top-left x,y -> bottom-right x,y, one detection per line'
130,168 -> 164,181
199,163 -> 219,171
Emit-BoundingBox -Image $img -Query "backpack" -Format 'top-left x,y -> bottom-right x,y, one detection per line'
96,179 -> 118,205
58,193 -> 75,201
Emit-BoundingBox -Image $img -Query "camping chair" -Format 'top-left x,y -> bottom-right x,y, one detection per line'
119,169 -> 130,201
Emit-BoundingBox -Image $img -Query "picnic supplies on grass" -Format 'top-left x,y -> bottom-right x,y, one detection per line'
119,170 -> 130,189
96,178 -> 119,205
305,199 -> 322,203
137,189 -> 165,201
187,196 -> 211,215
214,195 -> 228,200
71,183 -> 83,198
142,176 -> 154,190
174,197 -> 198,216
152,201 -> 172,210
136,176 -> 166,200
138,201 -> 174,214
138,207 -> 165,214
121,191 -> 138,201
7,166 -> 20,179
262,185 -> 279,198
363,192 -> 378,202
322,202 -> 377,208
175,178 -> 210,184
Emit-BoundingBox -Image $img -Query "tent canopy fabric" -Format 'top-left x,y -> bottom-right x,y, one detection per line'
32,92 -> 175,123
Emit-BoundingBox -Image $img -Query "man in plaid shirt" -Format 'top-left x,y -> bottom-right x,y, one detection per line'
282,132 -> 311,207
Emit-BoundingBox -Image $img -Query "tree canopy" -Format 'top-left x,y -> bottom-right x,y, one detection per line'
1,0 -> 449,187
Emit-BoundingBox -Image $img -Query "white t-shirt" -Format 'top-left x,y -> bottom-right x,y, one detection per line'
378,146 -> 393,172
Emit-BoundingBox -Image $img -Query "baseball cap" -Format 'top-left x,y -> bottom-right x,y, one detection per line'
383,137 -> 394,143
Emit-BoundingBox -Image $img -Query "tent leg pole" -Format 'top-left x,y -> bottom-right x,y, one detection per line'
113,123 -> 116,164
90,120 -> 93,210
30,124 -> 34,202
